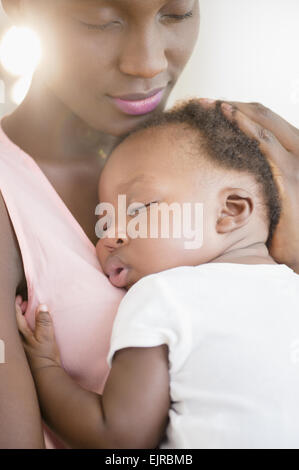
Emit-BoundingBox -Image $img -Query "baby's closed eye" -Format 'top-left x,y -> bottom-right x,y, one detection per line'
127,201 -> 160,216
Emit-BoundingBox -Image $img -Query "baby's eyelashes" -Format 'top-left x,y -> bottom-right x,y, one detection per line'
127,201 -> 159,216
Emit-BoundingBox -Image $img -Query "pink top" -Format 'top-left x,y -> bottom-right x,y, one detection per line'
0,120 -> 125,447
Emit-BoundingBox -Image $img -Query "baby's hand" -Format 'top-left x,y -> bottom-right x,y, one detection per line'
16,301 -> 62,373
15,295 -> 28,315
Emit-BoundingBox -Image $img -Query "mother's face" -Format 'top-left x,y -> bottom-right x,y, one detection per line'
4,0 -> 200,136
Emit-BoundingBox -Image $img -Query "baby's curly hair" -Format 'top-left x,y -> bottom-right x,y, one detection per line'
121,99 -> 281,246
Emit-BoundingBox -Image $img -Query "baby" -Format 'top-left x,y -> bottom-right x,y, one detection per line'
16,100 -> 299,449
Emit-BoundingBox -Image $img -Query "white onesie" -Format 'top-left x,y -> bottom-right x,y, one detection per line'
107,263 -> 299,449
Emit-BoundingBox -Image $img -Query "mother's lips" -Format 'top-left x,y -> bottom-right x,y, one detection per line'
104,256 -> 130,289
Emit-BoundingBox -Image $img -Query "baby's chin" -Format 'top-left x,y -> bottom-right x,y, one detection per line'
124,273 -> 142,291
125,281 -> 134,291
124,271 -> 148,291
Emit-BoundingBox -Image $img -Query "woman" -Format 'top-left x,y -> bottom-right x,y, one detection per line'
0,0 -> 298,448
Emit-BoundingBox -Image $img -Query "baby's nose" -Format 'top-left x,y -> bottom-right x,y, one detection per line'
103,234 -> 128,251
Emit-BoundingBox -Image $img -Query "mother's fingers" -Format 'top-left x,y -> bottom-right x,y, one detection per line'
221,103 -> 294,198
199,98 -> 299,154
222,104 -> 285,165
199,98 -> 299,193
229,101 -> 299,153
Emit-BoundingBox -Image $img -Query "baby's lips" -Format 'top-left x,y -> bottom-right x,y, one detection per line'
108,266 -> 129,289
104,255 -> 130,288
104,255 -> 128,278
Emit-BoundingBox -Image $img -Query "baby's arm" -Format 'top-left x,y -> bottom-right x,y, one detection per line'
16,304 -> 170,449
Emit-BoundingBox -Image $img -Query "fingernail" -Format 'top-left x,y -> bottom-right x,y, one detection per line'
221,103 -> 233,113
38,304 -> 49,312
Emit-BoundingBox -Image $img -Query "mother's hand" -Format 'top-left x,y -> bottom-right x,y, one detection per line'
200,99 -> 299,274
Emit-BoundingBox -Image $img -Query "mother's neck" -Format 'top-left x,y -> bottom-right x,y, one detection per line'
2,72 -> 121,164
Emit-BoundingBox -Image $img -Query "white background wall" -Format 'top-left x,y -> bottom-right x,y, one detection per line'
168,0 -> 299,128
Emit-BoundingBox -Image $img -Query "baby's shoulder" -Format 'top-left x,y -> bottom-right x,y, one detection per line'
127,263 -> 299,301
123,266 -> 208,309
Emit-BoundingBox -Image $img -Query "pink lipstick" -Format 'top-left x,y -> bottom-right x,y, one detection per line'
109,88 -> 165,116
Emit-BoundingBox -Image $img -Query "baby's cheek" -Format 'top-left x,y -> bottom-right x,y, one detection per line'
136,237 -> 181,273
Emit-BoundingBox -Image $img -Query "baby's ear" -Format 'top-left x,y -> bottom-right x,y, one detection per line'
216,188 -> 253,234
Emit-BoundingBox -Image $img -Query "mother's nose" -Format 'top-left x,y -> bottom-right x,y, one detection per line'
118,24 -> 168,78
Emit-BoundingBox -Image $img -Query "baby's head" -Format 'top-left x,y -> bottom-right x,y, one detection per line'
97,100 -> 281,289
